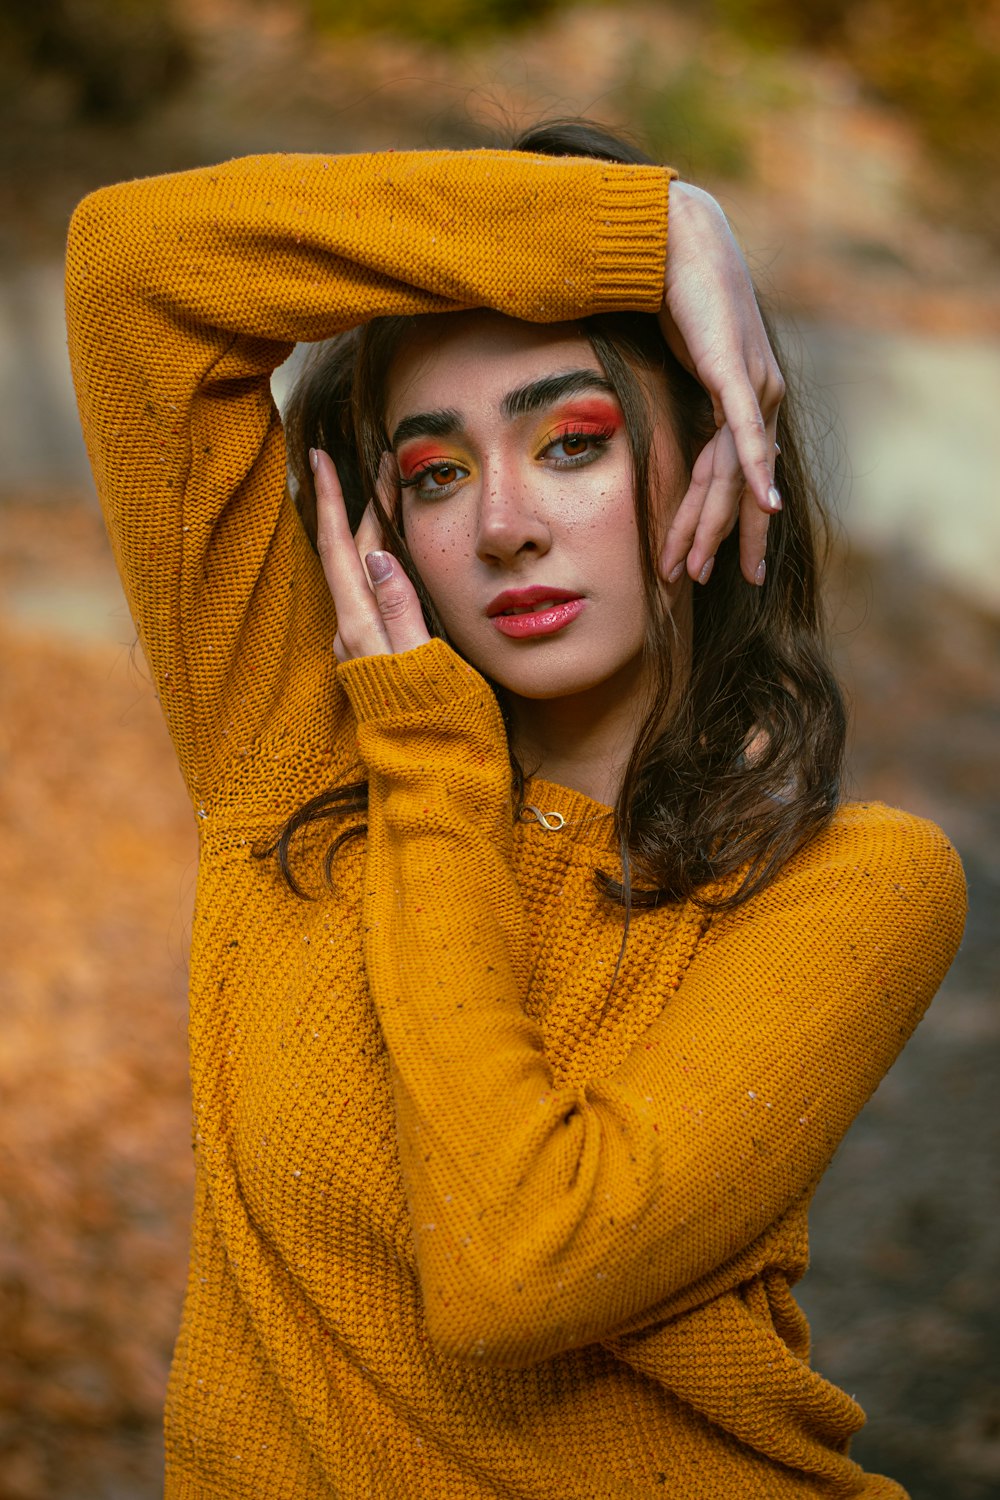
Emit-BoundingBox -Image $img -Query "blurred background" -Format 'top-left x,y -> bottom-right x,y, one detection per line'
1,1 -> 998,1496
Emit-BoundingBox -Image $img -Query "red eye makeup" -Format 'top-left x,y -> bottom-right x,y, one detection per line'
538,397 -> 622,463
397,444 -> 455,484
545,397 -> 622,436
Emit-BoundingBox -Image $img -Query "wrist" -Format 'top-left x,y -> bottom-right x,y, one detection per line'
338,638 -> 487,724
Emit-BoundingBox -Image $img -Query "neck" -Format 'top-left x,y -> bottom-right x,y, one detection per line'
505,655 -> 651,808
503,586 -> 692,808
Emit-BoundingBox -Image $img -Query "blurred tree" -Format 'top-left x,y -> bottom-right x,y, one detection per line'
304,0 -> 567,45
621,57 -> 751,182
0,0 -> 191,124
710,0 -> 1000,242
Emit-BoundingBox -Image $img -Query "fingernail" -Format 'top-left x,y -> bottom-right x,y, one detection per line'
767,484 -> 783,512
667,560 -> 685,584
754,558 -> 766,586
365,550 -> 393,583
309,447 -> 320,473
698,557 -> 714,585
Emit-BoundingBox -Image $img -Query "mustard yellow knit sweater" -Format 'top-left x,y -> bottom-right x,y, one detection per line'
66,149 -> 966,1499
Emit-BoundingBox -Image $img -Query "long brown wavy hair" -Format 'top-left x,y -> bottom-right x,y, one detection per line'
264,118 -> 846,914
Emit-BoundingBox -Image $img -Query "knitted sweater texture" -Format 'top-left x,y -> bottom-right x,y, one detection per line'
65,149 -> 966,1499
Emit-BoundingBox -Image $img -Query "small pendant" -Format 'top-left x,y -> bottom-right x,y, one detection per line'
521,804 -> 566,831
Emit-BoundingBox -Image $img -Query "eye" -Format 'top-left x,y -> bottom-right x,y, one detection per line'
542,425 -> 615,466
398,460 -> 469,500
554,433 -> 592,458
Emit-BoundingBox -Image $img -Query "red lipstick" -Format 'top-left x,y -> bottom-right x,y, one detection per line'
486,586 -> 586,639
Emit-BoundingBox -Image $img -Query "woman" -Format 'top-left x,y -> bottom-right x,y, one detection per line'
66,119 -> 965,1499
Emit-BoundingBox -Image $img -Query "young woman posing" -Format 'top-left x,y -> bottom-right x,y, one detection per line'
66,120 -> 965,1499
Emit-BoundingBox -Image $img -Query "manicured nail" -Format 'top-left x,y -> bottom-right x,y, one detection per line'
773,442 -> 781,455
365,550 -> 393,583
754,558 -> 766,586
309,447 -> 320,473
667,560 -> 685,584
698,557 -> 714,585
767,484 -> 783,512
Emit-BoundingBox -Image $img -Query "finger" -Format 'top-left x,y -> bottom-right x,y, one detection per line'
661,181 -> 785,514
363,550 -> 431,654
737,407 -> 779,585
685,426 -> 744,584
659,439 -> 715,583
353,500 -> 384,562
354,456 -> 398,562
738,490 -> 769,587
674,418 -> 777,587
715,353 -> 785,516
313,448 -> 390,659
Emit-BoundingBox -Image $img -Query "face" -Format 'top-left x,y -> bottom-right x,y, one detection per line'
384,311 -> 687,708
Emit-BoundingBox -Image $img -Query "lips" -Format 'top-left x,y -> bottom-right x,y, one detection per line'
486,586 -> 583,618
485,587 -> 587,640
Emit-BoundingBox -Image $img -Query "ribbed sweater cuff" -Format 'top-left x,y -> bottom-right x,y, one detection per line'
337,637 -> 487,722
589,166 -> 674,313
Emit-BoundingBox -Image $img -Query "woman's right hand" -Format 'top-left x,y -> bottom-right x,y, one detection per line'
658,181 -> 785,589
313,448 -> 430,663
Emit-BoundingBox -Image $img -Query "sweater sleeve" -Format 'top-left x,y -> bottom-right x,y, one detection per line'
64,150 -> 669,812
339,639 -> 968,1370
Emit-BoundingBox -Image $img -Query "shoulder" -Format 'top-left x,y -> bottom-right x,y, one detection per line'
787,800 -> 966,908
706,801 -> 966,984
796,801 -> 967,978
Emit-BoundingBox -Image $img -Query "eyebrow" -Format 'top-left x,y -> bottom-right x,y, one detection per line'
390,407 -> 464,449
389,369 -> 616,449
501,369 -> 616,419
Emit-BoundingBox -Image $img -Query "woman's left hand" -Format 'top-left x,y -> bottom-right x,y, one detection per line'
312,447 -> 430,662
658,180 -> 786,589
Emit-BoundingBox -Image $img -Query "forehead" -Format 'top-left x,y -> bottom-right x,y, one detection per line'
384,311 -> 604,422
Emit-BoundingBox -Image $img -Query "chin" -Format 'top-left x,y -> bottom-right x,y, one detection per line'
455,633 -> 639,703
491,666 -> 617,701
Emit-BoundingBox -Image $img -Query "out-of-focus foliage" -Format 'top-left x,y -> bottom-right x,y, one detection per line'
0,504 -> 196,1500
620,56 -> 751,180
305,0 -> 751,181
305,0 -> 568,44
706,0 -> 848,47
712,0 -> 1000,237
0,0 -> 191,123
301,0 -> 1000,236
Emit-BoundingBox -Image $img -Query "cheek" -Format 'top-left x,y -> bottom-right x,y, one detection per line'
402,510 -> 474,611
576,480 -> 645,577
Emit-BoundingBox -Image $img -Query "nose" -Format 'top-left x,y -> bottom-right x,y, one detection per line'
474,464 -> 552,566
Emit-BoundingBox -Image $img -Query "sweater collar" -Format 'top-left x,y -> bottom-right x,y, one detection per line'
519,775 -> 617,852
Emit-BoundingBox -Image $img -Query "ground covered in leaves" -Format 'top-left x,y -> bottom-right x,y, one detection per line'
0,502 -> 195,1500
1,495 -> 998,1499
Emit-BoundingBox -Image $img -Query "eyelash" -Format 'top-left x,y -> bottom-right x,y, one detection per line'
397,426 -> 616,500
398,461 -> 468,498
542,426 -> 615,466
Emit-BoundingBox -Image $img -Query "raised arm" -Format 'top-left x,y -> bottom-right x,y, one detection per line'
65,149 -> 668,811
336,638 -> 966,1369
